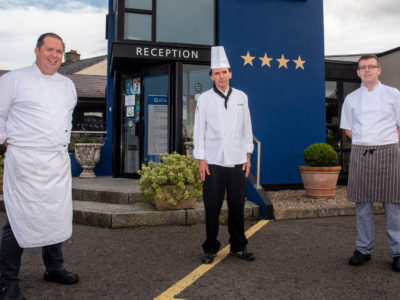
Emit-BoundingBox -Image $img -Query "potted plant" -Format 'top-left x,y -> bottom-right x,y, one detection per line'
71,132 -> 104,178
298,143 -> 342,198
138,152 -> 202,210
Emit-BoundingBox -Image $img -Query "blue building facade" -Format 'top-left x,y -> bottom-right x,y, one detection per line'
98,0 -> 325,185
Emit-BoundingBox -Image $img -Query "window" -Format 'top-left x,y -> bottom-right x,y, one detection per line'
125,0 -> 152,10
182,64 -> 213,140
124,13 -> 152,40
324,73 -> 360,181
156,0 -> 214,45
343,82 -> 360,98
72,110 -> 106,132
120,0 -> 215,45
325,81 -> 338,98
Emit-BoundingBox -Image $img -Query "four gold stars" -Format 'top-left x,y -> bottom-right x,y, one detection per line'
240,51 -> 307,70
259,53 -> 273,67
241,51 -> 255,66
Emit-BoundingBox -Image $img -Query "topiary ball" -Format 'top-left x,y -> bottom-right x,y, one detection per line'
303,143 -> 337,167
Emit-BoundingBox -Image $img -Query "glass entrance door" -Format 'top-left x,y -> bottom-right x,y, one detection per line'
119,74 -> 141,175
117,65 -> 170,177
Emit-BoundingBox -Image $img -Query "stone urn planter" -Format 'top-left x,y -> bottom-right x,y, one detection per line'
298,166 -> 342,198
74,143 -> 103,178
299,143 -> 341,199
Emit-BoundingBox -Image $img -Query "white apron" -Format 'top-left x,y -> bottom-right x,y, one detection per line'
3,144 -> 72,248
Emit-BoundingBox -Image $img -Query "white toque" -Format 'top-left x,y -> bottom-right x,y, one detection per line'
211,46 -> 230,69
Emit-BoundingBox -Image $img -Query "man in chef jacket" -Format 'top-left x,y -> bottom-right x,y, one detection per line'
0,33 -> 79,300
193,46 -> 254,264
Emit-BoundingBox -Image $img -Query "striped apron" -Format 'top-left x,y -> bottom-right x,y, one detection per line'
347,143 -> 400,203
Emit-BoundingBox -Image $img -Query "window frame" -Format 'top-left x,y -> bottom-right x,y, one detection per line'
115,0 -> 217,46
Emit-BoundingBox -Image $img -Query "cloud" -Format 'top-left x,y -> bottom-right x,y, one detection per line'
0,3 -> 107,70
324,0 -> 400,55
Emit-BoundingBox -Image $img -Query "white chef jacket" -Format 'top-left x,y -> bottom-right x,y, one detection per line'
340,82 -> 400,146
0,63 -> 77,247
193,87 -> 254,166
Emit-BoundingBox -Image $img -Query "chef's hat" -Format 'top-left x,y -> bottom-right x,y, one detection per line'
211,46 -> 230,69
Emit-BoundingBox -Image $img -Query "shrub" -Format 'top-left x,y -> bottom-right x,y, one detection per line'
138,152 -> 202,205
303,143 -> 337,167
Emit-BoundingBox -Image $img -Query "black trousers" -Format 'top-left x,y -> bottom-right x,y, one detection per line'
202,164 -> 248,253
0,219 -> 64,288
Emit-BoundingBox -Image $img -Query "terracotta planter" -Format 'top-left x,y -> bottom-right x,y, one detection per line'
74,143 -> 103,178
152,185 -> 197,211
298,166 -> 342,199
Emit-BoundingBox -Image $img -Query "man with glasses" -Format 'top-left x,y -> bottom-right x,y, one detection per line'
340,54 -> 400,272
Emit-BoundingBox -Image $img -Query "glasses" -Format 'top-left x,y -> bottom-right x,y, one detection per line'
358,65 -> 379,71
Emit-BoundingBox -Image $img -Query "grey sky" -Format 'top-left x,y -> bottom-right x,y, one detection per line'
323,0 -> 400,55
0,0 -> 398,70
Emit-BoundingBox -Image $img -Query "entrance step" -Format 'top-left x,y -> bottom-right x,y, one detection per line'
72,177 -> 146,204
73,200 -> 260,228
0,177 -> 262,228
72,188 -> 146,205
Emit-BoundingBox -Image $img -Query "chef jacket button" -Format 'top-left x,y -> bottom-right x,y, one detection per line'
65,130 -> 68,132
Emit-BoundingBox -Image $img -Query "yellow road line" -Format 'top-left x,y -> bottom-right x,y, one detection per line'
154,220 -> 270,300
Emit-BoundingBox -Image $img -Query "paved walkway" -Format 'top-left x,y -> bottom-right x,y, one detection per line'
7,213 -> 400,299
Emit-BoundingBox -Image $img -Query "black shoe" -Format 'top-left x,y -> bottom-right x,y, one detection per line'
230,248 -> 255,261
0,284 -> 25,300
43,269 -> 79,285
392,256 -> 400,272
201,252 -> 216,264
348,250 -> 371,266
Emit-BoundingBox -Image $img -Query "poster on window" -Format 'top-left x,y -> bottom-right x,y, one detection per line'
147,95 -> 168,162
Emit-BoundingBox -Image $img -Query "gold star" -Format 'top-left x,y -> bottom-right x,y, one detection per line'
293,55 -> 306,70
241,51 -> 255,66
259,53 -> 273,67
276,54 -> 290,69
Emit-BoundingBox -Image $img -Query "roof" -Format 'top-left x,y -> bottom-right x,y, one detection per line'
377,46 -> 400,57
0,70 -> 106,99
59,55 -> 107,75
67,74 -> 106,98
325,46 -> 400,63
325,55 -> 360,63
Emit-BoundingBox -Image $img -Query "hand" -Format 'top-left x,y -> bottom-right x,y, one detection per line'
3,140 -> 7,148
242,155 -> 251,178
198,159 -> 210,182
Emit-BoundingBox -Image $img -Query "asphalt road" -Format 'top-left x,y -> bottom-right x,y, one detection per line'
2,212 -> 400,300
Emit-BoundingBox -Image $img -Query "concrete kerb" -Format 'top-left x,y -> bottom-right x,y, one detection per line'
273,203 -> 384,220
